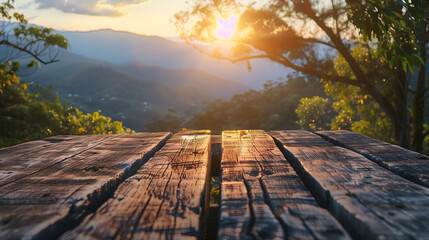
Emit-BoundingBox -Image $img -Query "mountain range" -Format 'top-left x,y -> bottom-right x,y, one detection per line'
21,50 -> 248,131
7,27 -> 292,131
61,29 -> 290,89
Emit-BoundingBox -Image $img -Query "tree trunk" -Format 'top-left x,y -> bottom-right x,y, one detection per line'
362,77 -> 411,149
393,106 -> 411,149
393,66 -> 411,149
412,43 -> 427,153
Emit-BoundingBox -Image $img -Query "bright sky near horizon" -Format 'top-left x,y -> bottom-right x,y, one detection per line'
14,0 -> 193,37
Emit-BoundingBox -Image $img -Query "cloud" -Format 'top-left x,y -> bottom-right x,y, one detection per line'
107,0 -> 149,7
34,0 -> 150,17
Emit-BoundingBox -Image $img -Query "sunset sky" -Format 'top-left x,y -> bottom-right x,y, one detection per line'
14,0 -> 195,37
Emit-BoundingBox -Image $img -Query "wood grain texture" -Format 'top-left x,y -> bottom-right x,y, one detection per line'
317,130 -> 429,188
271,130 -> 429,240
61,130 -> 211,240
0,134 -> 115,187
219,130 -> 350,240
0,132 -> 171,240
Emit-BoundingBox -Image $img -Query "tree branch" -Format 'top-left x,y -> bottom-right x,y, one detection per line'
0,40 -> 59,64
273,55 -> 361,86
300,0 -> 397,121
302,37 -> 336,48
303,1 -> 367,82
183,38 -> 359,86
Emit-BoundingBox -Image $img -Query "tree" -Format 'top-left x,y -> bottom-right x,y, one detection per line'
324,45 -> 395,142
1,0 -> 69,94
295,96 -> 333,131
0,0 -> 134,147
175,0 -> 428,149
0,0 -> 69,63
181,75 -> 324,133
346,0 -> 429,152
0,84 -> 134,147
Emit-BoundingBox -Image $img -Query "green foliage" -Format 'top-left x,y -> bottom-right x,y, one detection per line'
296,45 -> 396,141
176,0 -> 429,149
1,0 -> 69,66
210,177 -> 220,204
325,80 -> 395,143
13,25 -> 69,50
67,109 -> 134,135
324,46 -> 396,142
0,61 -> 20,95
346,0 -> 427,72
325,81 -> 395,142
1,1 -> 23,22
295,96 -> 333,131
0,70 -> 134,147
0,1 -> 133,148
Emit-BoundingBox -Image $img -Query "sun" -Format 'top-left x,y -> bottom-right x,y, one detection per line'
215,16 -> 238,40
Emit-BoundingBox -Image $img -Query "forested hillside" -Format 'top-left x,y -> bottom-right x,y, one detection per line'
175,0 -> 429,153
2,0 -> 428,155
0,2 -> 133,147
146,75 -> 325,133
20,51 -> 248,131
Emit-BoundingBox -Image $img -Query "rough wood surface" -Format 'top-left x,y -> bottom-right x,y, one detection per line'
0,134 -> 114,187
219,130 -> 350,240
0,132 -> 171,240
61,130 -> 211,240
271,130 -> 429,240
317,130 -> 429,188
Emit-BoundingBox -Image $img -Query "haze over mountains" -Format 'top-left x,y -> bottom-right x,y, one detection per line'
21,50 -> 247,131
14,28 -> 291,131
61,29 -> 290,89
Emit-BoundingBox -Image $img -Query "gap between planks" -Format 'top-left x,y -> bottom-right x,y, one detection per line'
61,130 -> 212,240
219,130 -> 350,240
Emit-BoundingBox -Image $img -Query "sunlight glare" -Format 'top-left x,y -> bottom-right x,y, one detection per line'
215,16 -> 237,40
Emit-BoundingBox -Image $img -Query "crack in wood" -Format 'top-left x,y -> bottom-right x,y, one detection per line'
60,131 -> 211,240
220,130 -> 349,240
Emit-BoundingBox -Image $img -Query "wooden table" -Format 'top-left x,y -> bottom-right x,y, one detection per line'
0,130 -> 428,240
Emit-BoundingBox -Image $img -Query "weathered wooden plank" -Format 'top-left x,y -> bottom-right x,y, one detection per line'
0,132 -> 171,240
61,130 -> 211,240
0,134 -> 116,187
219,130 -> 350,240
271,130 -> 429,240
317,130 -> 429,188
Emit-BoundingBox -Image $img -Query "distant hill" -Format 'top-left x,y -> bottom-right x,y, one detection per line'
4,26 -> 289,130
21,51 -> 248,130
62,29 -> 290,89
117,61 -> 245,99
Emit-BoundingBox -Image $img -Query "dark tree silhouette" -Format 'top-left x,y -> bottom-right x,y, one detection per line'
175,0 -> 429,149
